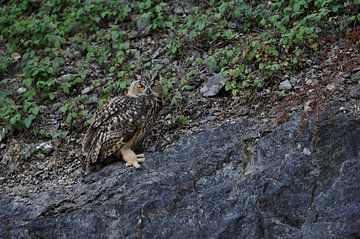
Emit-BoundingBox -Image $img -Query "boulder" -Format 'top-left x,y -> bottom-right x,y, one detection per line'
0,104 -> 359,239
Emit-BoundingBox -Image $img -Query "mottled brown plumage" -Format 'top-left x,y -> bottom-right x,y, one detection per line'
82,71 -> 163,172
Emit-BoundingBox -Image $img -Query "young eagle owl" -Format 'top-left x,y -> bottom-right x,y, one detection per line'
82,71 -> 163,172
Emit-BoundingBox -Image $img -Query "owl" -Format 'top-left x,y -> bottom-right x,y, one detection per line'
82,71 -> 163,172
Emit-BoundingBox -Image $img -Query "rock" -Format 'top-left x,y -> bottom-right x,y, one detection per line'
81,86 -> 94,95
279,79 -> 293,90
302,147 -> 311,155
42,119 -> 60,132
0,103 -> 359,238
11,52 -> 21,60
17,87 -> 27,94
326,83 -> 336,91
35,142 -> 54,155
19,144 -> 34,160
60,74 -> 77,81
304,99 -> 312,112
349,85 -> 360,99
200,74 -> 229,97
174,6 -> 184,14
289,76 -> 300,85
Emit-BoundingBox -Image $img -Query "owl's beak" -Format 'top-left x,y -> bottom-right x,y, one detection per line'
145,88 -> 151,95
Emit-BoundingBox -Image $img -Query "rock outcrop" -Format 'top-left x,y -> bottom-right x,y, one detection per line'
1,103 -> 359,239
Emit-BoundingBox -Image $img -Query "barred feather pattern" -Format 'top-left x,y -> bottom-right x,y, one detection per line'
82,95 -> 159,171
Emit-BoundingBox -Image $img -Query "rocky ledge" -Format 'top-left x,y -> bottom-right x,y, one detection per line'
0,101 -> 359,239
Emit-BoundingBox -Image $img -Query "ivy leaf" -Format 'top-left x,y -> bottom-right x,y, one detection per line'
23,114 -> 36,128
31,106 -> 40,116
10,113 -> 21,125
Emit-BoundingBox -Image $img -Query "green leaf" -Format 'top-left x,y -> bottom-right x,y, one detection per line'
195,19 -> 206,31
31,106 -> 40,116
60,83 -> 71,94
259,18 -> 266,27
269,48 -> 279,57
23,78 -> 33,87
223,30 -> 234,39
10,113 -> 21,125
48,92 -> 57,100
119,80 -> 127,89
177,115 -> 189,125
218,2 -> 228,14
23,114 -> 36,128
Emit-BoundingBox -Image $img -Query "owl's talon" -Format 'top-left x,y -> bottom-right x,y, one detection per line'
126,161 -> 141,168
137,154 -> 145,162
121,148 -> 143,169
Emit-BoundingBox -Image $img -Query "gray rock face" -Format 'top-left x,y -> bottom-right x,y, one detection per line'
1,109 -> 359,239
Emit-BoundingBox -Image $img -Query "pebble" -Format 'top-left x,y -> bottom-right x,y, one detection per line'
200,74 -> 230,97
326,83 -> 336,91
303,147 -> 311,156
279,79 -> 292,90
81,86 -> 94,95
36,142 -> 54,154
304,100 -> 312,112
17,87 -> 27,94
349,85 -> 360,98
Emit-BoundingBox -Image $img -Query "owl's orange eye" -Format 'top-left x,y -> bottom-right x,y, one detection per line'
150,83 -> 157,89
138,85 -> 145,91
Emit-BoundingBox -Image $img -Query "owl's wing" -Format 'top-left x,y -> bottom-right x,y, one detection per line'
82,96 -> 149,159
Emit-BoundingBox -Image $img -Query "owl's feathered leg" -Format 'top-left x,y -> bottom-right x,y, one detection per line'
120,148 -> 145,168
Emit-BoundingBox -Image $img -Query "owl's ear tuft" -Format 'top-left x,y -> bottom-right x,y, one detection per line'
133,73 -> 142,81
150,70 -> 159,81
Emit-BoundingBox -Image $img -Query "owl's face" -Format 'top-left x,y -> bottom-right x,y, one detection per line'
128,71 -> 163,99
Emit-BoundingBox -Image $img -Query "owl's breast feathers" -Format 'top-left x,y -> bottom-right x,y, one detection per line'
82,95 -> 159,166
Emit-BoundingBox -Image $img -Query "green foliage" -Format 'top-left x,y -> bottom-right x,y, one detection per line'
0,0 -> 359,141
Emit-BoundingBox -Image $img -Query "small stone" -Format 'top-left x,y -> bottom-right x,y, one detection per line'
304,100 -> 312,112
279,80 -> 292,90
36,142 -> 54,154
305,78 -> 313,85
289,77 -> 299,85
200,74 -> 230,97
326,83 -> 336,91
20,144 -> 34,160
81,86 -> 94,95
60,74 -> 77,81
174,6 -> 184,14
17,87 -> 27,94
303,147 -> 311,156
43,119 -> 59,132
349,85 -> 360,98
11,52 -> 21,60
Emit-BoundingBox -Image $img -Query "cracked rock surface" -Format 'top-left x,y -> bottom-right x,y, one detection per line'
0,103 -> 359,239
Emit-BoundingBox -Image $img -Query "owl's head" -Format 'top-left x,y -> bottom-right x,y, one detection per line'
128,71 -> 163,99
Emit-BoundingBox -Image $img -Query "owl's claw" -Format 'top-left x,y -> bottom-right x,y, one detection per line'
121,148 -> 144,169
126,161 -> 141,168
137,154 -> 145,162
